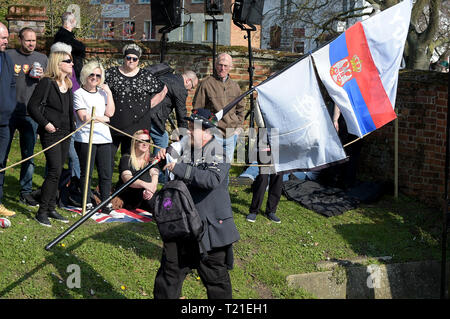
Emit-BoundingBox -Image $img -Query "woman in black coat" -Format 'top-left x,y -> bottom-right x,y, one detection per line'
28,50 -> 75,227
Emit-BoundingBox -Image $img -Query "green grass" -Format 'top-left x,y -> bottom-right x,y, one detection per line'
0,133 -> 444,299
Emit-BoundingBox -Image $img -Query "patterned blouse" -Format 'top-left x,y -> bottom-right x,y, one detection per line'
105,66 -> 164,136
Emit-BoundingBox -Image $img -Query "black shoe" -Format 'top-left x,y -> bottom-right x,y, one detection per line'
48,210 -> 69,223
266,213 -> 281,224
20,193 -> 39,207
35,211 -> 52,227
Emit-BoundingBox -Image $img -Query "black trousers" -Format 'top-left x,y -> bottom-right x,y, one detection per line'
39,130 -> 71,211
153,241 -> 232,299
249,171 -> 283,215
74,142 -> 112,203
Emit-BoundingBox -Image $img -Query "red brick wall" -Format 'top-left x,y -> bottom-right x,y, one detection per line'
358,70 -> 449,207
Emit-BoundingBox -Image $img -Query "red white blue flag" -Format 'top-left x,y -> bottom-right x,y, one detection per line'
312,0 -> 412,137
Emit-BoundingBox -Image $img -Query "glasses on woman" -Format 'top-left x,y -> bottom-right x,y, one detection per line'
138,139 -> 150,144
126,56 -> 139,62
89,73 -> 102,79
61,59 -> 73,64
188,78 -> 195,90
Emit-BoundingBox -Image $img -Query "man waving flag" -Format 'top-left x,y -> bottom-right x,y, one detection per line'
312,0 -> 412,137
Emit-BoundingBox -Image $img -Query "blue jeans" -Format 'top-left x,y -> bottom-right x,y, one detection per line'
239,163 -> 320,182
68,137 -> 80,179
5,115 -> 38,195
150,126 -> 169,156
150,126 -> 169,183
0,125 -> 11,205
215,133 -> 238,163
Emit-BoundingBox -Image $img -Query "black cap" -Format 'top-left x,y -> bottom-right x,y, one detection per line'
185,108 -> 218,129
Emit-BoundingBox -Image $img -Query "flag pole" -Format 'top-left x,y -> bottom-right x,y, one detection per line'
216,38 -> 336,121
82,106 -> 95,216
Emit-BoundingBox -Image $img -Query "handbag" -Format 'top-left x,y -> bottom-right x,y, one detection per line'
38,80 -> 52,115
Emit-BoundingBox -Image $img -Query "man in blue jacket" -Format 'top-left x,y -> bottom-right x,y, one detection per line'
153,108 -> 240,299
0,22 -> 17,217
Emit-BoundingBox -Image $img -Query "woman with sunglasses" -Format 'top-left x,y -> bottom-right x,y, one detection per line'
73,60 -> 116,215
114,129 -> 160,211
105,44 -> 167,174
27,50 -> 75,227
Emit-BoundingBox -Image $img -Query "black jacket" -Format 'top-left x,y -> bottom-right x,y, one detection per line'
151,73 -> 188,133
168,136 -> 240,253
27,77 -> 75,133
53,27 -> 86,81
0,52 -> 16,125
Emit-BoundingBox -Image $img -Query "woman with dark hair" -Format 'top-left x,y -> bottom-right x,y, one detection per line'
105,43 -> 167,173
115,129 -> 159,211
73,60 -> 115,215
28,50 -> 75,227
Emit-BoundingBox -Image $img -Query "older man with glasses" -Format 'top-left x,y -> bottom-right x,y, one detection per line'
192,53 -> 245,164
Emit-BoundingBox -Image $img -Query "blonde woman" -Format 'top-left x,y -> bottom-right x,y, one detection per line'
73,60 -> 115,215
27,50 -> 75,227
115,129 -> 159,211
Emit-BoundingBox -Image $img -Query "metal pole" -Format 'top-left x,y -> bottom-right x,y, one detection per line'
395,109 -> 398,199
440,74 -> 450,299
246,28 -> 256,164
160,31 -> 167,63
212,16 -> 217,77
45,158 -> 161,251
82,107 -> 95,216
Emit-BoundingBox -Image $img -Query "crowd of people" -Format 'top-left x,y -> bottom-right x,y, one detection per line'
0,11 -> 294,299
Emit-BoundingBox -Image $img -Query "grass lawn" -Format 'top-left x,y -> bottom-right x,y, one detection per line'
0,133 -> 444,299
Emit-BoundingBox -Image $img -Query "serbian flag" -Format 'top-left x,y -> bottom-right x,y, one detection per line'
256,56 -> 347,173
312,0 -> 412,137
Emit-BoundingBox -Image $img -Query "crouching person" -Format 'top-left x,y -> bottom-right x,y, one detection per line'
153,108 -> 240,299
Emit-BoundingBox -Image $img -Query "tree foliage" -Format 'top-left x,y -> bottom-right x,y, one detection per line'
0,0 -> 101,38
264,0 -> 449,70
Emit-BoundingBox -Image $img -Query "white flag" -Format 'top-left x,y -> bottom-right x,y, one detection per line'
256,56 -> 347,173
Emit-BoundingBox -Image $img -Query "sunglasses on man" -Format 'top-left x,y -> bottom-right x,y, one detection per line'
126,56 -> 139,62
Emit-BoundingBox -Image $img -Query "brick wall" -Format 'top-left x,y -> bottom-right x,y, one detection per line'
358,70 -> 449,207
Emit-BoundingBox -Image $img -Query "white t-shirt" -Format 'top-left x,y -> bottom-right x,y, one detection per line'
73,87 -> 112,144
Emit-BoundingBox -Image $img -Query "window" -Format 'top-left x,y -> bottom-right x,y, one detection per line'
123,21 -> 136,40
103,20 -> 115,39
89,0 -> 101,4
204,20 -> 213,42
114,0 -> 125,3
183,22 -> 193,42
143,20 -> 156,40
138,0 -> 150,3
192,0 -> 204,3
